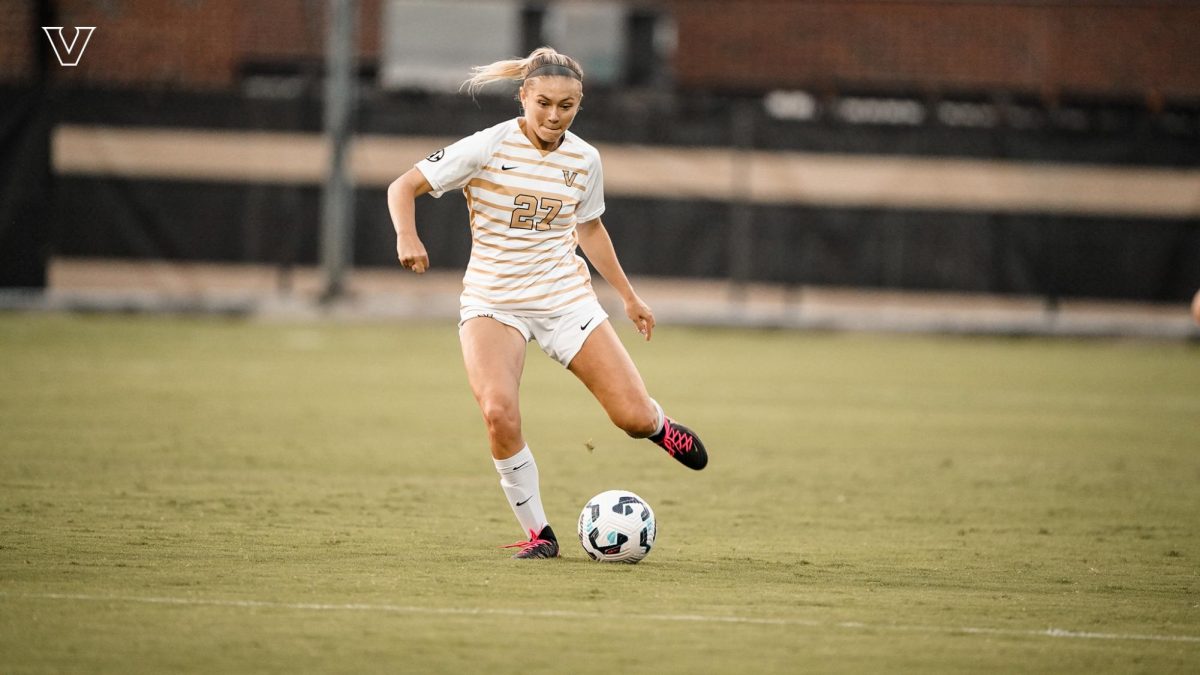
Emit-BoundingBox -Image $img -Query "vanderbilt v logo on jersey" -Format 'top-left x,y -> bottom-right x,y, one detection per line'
562,170 -> 579,187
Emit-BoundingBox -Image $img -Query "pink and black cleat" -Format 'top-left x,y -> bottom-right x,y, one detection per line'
503,525 -> 560,559
650,417 -> 708,470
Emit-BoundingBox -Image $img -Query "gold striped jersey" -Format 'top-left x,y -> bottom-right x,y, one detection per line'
415,118 -> 605,316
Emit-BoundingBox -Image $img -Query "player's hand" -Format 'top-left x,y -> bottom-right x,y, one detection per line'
624,294 -> 655,341
397,234 -> 429,274
1192,289 -> 1200,326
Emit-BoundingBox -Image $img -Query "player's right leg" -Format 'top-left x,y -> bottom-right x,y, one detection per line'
460,316 -> 528,459
459,316 -> 558,558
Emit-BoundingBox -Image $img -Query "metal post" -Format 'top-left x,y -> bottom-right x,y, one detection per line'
728,100 -> 756,303
320,0 -> 359,302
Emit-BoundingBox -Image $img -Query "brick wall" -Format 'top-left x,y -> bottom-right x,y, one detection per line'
668,0 -> 1200,100
0,1 -> 36,82
3,0 -> 1197,100
1,0 -> 382,90
236,0 -> 382,67
35,0 -> 240,89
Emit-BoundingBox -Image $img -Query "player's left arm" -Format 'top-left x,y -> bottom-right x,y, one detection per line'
576,217 -> 655,341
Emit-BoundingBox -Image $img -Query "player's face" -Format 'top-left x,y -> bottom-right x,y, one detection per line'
519,76 -> 583,151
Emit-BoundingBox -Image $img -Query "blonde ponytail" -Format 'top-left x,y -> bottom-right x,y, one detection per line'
462,46 -> 583,96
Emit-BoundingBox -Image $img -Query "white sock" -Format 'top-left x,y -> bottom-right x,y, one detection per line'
649,398 -> 665,436
493,445 -> 549,538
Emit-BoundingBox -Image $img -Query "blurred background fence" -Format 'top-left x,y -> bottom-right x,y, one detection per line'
2,0 -> 1199,316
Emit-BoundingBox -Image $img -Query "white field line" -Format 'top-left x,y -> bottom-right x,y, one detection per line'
4,592 -> 1199,644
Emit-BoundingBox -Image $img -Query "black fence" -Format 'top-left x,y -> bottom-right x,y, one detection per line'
6,84 -> 1200,302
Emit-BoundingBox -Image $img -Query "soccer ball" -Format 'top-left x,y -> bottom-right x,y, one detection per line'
577,489 -> 656,563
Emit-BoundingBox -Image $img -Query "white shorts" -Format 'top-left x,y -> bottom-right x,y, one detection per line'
459,300 -> 609,368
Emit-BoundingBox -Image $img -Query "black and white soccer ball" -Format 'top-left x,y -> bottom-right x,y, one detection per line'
577,489 -> 656,563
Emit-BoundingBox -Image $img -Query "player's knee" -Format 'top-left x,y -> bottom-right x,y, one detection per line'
479,398 -> 521,440
613,402 -> 658,439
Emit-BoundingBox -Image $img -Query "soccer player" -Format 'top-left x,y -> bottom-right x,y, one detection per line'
386,47 -> 709,559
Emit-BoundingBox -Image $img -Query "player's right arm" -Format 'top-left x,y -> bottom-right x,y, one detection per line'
387,168 -> 433,273
391,128 -> 495,274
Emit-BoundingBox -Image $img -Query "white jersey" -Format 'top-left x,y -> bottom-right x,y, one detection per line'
415,118 -> 606,316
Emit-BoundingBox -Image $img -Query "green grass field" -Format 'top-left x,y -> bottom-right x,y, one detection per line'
1,313 -> 1198,673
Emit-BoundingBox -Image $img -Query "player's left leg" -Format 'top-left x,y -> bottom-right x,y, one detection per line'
567,320 -> 708,470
